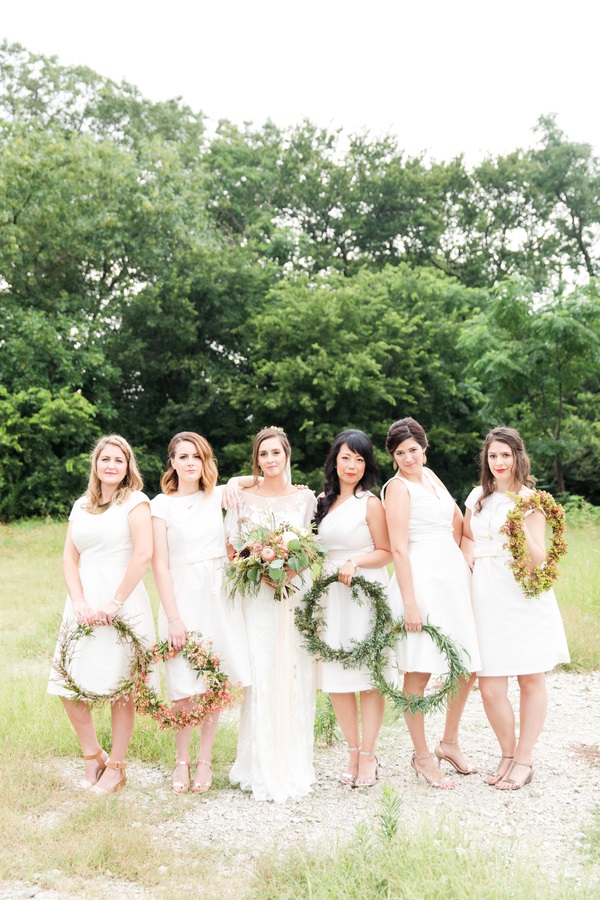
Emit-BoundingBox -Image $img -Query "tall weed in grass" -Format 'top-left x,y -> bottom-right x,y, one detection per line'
253,789 -> 586,899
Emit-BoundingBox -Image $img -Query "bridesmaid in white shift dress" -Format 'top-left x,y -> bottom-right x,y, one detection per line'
151,432 -> 252,794
315,430 -> 391,787
462,427 -> 569,790
383,418 -> 481,789
226,427 -> 317,803
48,434 -> 156,794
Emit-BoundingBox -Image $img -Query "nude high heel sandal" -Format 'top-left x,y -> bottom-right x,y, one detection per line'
90,760 -> 126,795
172,760 -> 191,794
340,747 -> 360,786
355,750 -> 379,788
410,752 -> 455,790
192,758 -> 212,794
434,739 -> 478,775
496,760 -> 534,791
81,747 -> 107,788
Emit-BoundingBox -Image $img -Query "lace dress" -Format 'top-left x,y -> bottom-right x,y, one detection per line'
317,491 -> 392,692
466,487 -> 570,676
226,489 -> 317,803
151,488 -> 251,698
48,491 -> 158,698
383,470 -> 481,674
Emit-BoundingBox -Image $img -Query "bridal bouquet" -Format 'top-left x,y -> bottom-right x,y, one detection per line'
225,519 -> 327,602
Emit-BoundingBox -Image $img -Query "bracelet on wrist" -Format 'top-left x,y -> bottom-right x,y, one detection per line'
168,615 -> 181,623
112,598 -> 124,609
348,559 -> 358,571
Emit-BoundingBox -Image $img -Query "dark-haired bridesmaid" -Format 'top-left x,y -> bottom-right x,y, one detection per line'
315,430 -> 392,787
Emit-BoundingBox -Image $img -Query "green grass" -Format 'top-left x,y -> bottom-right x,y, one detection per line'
1,517 -> 598,896
554,514 -> 600,671
252,787 -> 586,899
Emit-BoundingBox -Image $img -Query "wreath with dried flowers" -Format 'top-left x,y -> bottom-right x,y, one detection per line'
52,617 -> 151,707
133,633 -> 240,731
500,491 -> 567,597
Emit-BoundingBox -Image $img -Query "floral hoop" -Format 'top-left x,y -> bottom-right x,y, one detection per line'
369,621 -> 472,716
133,633 -> 240,731
52,617 -> 149,707
295,573 -> 395,670
501,491 -> 568,598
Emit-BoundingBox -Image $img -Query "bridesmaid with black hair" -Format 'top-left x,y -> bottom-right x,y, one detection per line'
315,430 -> 392,787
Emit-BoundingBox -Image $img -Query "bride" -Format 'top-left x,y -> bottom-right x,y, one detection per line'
226,427 -> 317,803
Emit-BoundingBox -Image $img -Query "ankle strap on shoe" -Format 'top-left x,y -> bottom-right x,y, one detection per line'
106,760 -> 126,771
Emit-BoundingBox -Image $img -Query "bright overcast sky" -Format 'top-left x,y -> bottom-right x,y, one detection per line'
2,0 -> 598,164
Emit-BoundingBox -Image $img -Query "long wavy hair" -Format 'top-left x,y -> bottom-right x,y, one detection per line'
315,429 -> 378,526
83,434 -> 143,514
474,426 -> 535,514
251,427 -> 292,482
160,432 -> 218,495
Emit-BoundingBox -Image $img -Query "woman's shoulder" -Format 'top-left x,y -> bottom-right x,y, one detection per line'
464,485 -> 483,510
69,495 -> 88,519
150,492 -> 169,516
125,490 -> 150,511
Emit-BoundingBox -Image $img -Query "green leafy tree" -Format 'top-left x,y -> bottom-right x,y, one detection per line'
460,279 -> 600,494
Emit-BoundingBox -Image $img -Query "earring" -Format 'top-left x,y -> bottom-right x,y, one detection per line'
423,453 -> 427,465
393,461 -> 398,471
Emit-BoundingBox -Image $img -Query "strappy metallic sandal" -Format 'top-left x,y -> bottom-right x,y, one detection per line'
192,758 -> 212,794
340,746 -> 360,786
172,759 -> 191,794
496,760 -> 534,791
410,752 -> 455,789
434,739 -> 478,775
355,750 -> 379,788
485,755 -> 514,786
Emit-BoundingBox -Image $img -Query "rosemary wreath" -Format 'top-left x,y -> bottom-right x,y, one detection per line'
52,617 -> 150,707
295,573 -> 395,670
369,621 -> 472,716
500,491 -> 567,598
133,633 -> 240,731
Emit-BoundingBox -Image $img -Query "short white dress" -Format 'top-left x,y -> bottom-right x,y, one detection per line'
48,491 -> 158,698
383,470 -> 481,675
151,488 -> 251,698
318,491 -> 391,693
226,489 -> 317,803
466,487 -> 570,676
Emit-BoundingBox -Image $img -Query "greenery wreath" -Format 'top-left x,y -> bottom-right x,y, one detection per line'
295,573 -> 395,670
369,621 -> 472,716
133,632 -> 240,731
500,491 -> 568,598
52,616 -> 150,707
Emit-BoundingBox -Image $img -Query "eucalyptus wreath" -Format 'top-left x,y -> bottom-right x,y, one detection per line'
501,491 -> 567,597
295,573 -> 395,670
52,617 -> 149,707
369,621 -> 472,716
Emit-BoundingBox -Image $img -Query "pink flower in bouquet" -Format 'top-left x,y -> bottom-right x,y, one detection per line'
251,542 -> 264,554
261,546 -> 277,562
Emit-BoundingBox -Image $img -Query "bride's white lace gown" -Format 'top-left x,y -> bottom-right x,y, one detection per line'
226,489 -> 317,803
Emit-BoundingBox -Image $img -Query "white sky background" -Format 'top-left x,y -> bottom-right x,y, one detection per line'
2,0 -> 598,164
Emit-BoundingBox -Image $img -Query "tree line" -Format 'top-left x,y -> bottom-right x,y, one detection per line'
1,41 -> 599,520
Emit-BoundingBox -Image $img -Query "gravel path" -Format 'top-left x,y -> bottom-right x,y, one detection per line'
3,672 -> 599,898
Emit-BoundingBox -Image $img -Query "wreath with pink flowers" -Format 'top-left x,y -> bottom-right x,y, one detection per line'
133,633 -> 241,730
